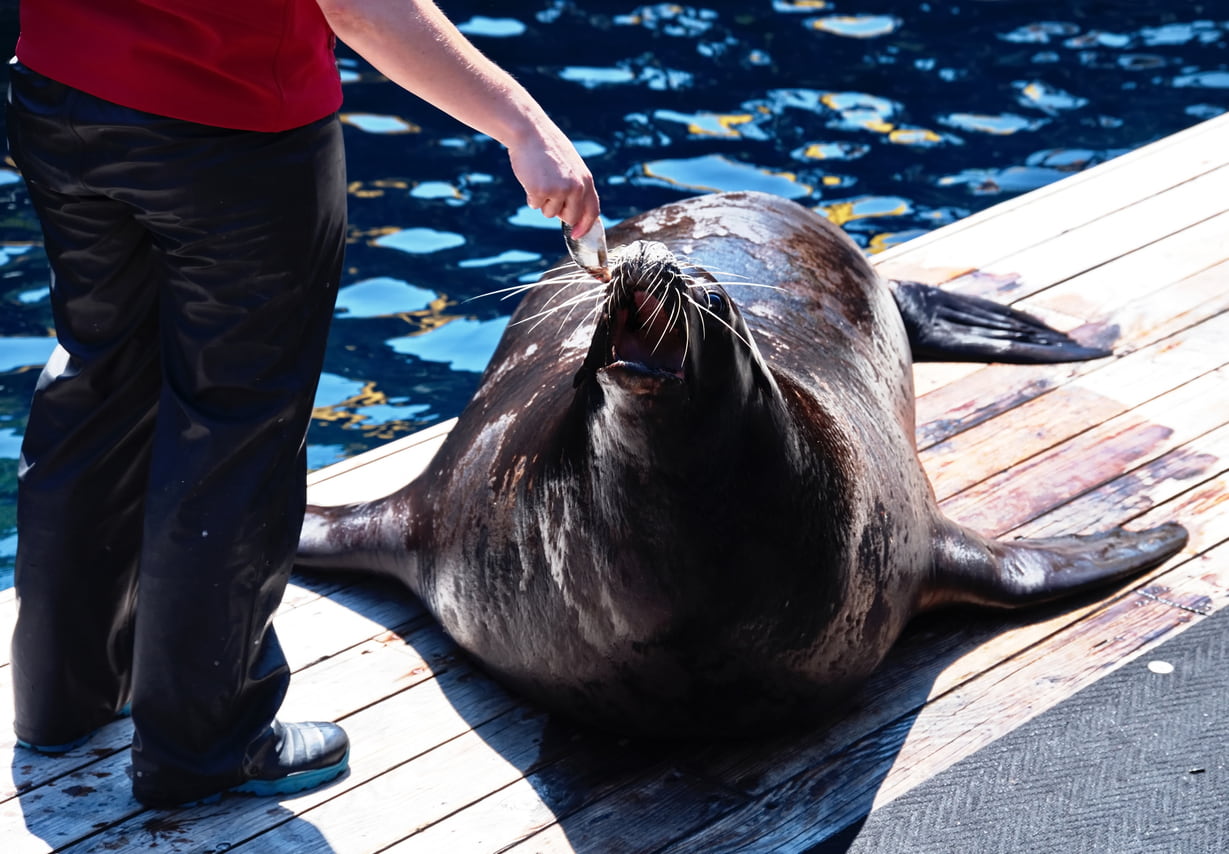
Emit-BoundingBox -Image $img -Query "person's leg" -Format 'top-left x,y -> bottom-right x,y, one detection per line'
110,108 -> 349,806
8,65 -> 157,750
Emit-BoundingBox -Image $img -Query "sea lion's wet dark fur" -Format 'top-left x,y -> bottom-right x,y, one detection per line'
298,192 -> 1186,736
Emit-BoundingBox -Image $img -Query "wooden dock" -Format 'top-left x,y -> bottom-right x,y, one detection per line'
3,111 -> 1227,852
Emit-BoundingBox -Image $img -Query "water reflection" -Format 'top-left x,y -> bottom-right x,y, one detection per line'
807,14 -> 902,38
0,1 -> 1226,584
637,154 -> 813,197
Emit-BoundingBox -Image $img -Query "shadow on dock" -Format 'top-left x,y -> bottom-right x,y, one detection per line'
312,573 -> 1116,852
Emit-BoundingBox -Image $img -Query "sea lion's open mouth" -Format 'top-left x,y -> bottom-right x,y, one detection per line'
574,240 -> 699,389
608,287 -> 688,379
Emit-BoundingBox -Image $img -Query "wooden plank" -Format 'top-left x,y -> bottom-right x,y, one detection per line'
894,430 -> 1229,713
879,113 -> 1229,266
921,311 -> 1229,502
947,166 -> 1229,303
227,709 -> 570,854
16,617 -> 501,854
898,445 -> 1228,715
1,581 -> 423,807
874,113 -> 1229,282
0,622 -> 452,852
379,745 -> 741,854
899,169 -> 1229,314
1121,472 -> 1229,613
1017,422 -> 1229,541
859,173 -> 1229,406
306,417 -> 455,506
910,361 -> 981,398
55,666 -> 521,854
1019,213 -> 1229,323
915,260 -> 1229,449
939,364 -> 1229,535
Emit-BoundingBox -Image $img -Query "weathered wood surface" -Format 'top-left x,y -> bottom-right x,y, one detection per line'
2,111 -> 1227,852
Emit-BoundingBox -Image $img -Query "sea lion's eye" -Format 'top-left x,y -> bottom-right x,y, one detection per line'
705,291 -> 727,313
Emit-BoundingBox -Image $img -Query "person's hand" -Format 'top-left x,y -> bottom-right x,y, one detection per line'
507,125 -> 600,238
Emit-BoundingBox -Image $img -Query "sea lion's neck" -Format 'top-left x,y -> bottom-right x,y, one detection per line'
577,366 -> 796,488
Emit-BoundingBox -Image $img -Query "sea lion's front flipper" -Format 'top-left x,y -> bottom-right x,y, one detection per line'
296,493 -> 422,591
920,521 -> 1188,611
889,280 -> 1110,364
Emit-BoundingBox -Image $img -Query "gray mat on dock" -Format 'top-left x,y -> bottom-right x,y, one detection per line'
821,605 -> 1229,854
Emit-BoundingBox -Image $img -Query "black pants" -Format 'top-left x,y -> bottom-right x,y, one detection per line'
7,63 -> 346,801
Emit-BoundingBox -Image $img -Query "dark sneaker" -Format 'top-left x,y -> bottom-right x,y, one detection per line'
133,720 -> 349,808
16,703 -> 133,755
231,720 -> 350,797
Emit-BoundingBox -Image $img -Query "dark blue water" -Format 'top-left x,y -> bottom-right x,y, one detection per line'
0,1 -> 1226,587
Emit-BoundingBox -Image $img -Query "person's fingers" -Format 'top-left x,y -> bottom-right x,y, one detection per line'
538,196 -> 564,220
525,187 -> 589,231
559,179 -> 601,236
558,197 -> 596,237
566,213 -> 593,237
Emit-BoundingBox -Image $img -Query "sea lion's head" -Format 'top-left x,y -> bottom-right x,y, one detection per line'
574,240 -> 771,409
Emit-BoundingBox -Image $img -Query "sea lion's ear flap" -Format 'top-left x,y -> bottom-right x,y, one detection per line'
888,280 -> 1112,364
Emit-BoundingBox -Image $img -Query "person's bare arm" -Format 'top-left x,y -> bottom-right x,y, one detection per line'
317,0 -> 600,235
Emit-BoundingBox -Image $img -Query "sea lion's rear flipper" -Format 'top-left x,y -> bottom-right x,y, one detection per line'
920,521 -> 1188,611
889,280 -> 1110,364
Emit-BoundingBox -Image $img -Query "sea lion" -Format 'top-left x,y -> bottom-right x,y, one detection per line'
297,191 -> 1186,736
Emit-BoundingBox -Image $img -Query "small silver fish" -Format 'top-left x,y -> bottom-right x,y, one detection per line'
562,220 -> 611,282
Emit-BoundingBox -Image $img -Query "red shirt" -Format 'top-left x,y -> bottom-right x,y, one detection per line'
16,0 -> 343,132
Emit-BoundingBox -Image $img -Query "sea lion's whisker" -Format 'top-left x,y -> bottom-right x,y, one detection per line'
563,299 -> 608,348
468,282 -> 540,302
683,290 -> 753,351
579,298 -> 606,331
542,261 -> 587,277
643,268 -> 663,302
538,279 -> 597,317
709,280 -> 786,293
674,266 -> 786,295
469,268 -> 592,303
688,289 -> 709,340
512,286 -> 606,330
524,297 -> 602,335
679,296 -> 694,363
643,278 -> 674,332
677,265 -> 741,280
556,282 -> 608,332
649,292 -> 683,356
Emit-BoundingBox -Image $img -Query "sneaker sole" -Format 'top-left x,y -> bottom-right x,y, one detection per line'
229,747 -> 350,798
16,734 -> 91,754
16,706 -> 132,755
149,752 -> 350,809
